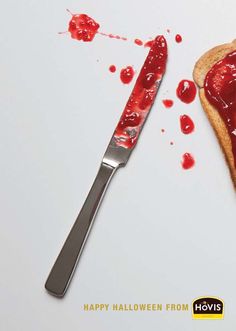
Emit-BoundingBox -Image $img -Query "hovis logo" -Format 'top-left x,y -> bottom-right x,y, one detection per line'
192,297 -> 224,320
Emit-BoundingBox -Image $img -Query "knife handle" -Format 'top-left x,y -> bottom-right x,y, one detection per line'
45,162 -> 118,297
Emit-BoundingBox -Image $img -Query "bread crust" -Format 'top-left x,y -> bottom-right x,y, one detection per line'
193,40 -> 236,188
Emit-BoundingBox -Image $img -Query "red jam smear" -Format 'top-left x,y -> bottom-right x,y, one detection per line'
204,50 -> 236,167
162,99 -> 174,108
180,114 -> 195,134
68,13 -> 100,42
176,80 -> 197,103
113,36 -> 168,148
182,153 -> 195,169
175,34 -> 182,43
120,66 -> 135,84
144,40 -> 154,48
109,65 -> 116,73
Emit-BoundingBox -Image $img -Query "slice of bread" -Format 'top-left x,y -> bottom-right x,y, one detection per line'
193,39 -> 236,188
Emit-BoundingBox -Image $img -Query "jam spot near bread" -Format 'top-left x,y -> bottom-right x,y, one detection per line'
180,115 -> 195,134
176,80 -> 197,103
182,153 -> 195,169
120,66 -> 135,84
204,50 -> 236,167
113,36 -> 168,148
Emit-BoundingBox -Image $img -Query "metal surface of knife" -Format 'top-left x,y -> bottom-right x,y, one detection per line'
45,35 -> 168,297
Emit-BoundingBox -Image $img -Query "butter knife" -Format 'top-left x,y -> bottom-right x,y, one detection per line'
45,35 -> 167,297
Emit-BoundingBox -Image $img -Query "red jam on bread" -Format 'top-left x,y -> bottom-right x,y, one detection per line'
204,51 -> 236,166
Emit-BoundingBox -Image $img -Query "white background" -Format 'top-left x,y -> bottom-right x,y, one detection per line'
1,0 -> 236,330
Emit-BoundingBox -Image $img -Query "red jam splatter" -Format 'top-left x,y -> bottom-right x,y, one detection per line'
98,32 -> 127,41
109,65 -> 116,73
180,115 -> 195,134
204,50 -> 236,167
182,153 -> 195,169
120,66 -> 135,84
175,34 -> 182,43
162,99 -> 174,108
176,80 -> 197,104
68,13 -> 100,42
113,36 -> 168,148
144,40 -> 154,48
134,39 -> 143,46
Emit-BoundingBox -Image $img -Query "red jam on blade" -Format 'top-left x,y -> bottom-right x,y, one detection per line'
176,79 -> 197,103
180,114 -> 195,134
113,36 -> 168,148
204,50 -> 236,167
68,13 -> 100,42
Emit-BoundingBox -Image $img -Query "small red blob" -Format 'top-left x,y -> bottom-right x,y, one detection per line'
181,153 -> 195,169
144,40 -> 154,48
120,66 -> 135,84
68,13 -> 100,42
134,39 -> 143,46
170,141 -> 174,145
176,80 -> 197,104
161,128 -> 165,133
162,99 -> 174,108
109,65 -> 116,73
167,29 -> 170,33
175,34 -> 182,43
180,115 -> 195,134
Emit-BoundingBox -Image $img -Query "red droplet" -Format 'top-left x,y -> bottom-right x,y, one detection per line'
170,141 -> 174,145
175,34 -> 182,43
161,128 -> 165,133
167,29 -> 170,33
181,153 -> 195,169
134,39 -> 143,46
109,65 -> 116,73
176,80 -> 197,104
180,115 -> 195,134
68,13 -> 100,42
120,66 -> 135,84
162,99 -> 174,108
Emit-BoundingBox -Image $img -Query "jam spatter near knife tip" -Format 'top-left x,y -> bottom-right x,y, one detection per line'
113,35 -> 168,148
204,51 -> 236,167
68,12 -> 100,42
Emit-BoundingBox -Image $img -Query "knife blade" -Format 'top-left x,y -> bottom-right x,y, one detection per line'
45,35 -> 167,297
